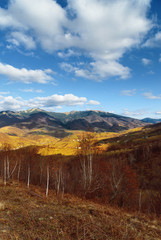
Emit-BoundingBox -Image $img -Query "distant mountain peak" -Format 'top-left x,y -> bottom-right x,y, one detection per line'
0,109 -> 147,132
142,118 -> 161,124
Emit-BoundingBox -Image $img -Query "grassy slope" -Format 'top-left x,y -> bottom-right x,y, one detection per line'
96,124 -> 161,156
0,126 -> 119,155
0,124 -> 160,156
0,181 -> 161,240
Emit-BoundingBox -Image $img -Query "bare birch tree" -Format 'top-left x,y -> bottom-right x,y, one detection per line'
1,143 -> 17,185
77,132 -> 101,196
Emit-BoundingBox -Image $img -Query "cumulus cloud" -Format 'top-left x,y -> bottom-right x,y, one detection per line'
7,31 -> 36,50
60,62 -> 76,73
61,61 -> 130,80
58,49 -> 80,58
75,69 -> 98,80
90,61 -> 130,79
65,0 -> 152,79
35,94 -> 87,107
0,62 -> 54,83
0,94 -> 99,111
0,0 -> 67,51
87,100 -> 100,106
122,108 -> 148,117
60,62 -> 98,80
121,89 -> 136,96
142,58 -> 151,65
0,7 -> 22,28
143,92 -> 161,99
0,0 -> 152,80
143,32 -> 161,47
0,96 -> 27,111
19,88 -> 43,93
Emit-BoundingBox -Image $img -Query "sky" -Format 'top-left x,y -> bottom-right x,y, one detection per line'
0,0 -> 161,119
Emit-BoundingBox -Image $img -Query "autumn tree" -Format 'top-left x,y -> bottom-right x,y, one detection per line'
77,132 -> 101,197
105,157 -> 138,208
1,143 -> 17,185
23,146 -> 38,188
51,159 -> 65,201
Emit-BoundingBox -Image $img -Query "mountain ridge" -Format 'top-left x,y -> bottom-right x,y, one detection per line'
0,109 -> 148,132
142,117 -> 161,124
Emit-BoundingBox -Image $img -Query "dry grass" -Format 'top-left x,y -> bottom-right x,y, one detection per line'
0,126 -> 125,156
0,125 -> 150,156
0,181 -> 160,240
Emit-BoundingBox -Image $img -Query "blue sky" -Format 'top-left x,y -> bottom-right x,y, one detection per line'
0,0 -> 161,119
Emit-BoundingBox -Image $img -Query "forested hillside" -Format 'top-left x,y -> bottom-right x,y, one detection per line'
0,123 -> 161,215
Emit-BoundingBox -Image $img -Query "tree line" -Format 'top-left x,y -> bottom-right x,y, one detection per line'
0,133 -> 160,215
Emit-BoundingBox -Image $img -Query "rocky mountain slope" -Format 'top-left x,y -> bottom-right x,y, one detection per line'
0,109 -> 147,132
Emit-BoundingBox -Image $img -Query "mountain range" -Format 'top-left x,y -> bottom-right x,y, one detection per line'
142,117 -> 161,124
0,108 -> 151,133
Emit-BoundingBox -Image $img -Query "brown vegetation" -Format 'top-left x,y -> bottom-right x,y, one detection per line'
0,181 -> 161,240
0,124 -> 161,239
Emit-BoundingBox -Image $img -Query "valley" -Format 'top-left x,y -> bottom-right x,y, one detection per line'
0,109 -> 161,239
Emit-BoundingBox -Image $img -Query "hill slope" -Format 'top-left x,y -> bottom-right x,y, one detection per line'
0,181 -> 160,240
0,109 -> 146,132
142,118 -> 161,124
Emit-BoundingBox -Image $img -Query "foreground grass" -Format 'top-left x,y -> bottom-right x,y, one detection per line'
0,181 -> 161,240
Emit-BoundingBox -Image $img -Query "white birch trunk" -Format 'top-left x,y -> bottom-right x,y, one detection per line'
27,164 -> 30,188
4,158 -> 7,185
7,155 -> 9,179
17,159 -> 21,181
9,161 -> 17,179
89,153 -> 93,186
46,162 -> 49,197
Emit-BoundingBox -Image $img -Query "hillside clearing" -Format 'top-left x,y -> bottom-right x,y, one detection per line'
0,181 -> 160,240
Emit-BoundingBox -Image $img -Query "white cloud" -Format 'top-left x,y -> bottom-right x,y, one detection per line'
66,0 -> 152,79
87,100 -> 100,106
122,108 -> 148,117
0,96 -> 27,111
60,63 -> 77,73
58,49 -> 80,58
61,61 -> 130,81
143,32 -> 161,47
20,88 -> 43,93
0,7 -> 22,28
0,0 -> 67,51
0,94 -> 100,111
155,111 -> 161,115
143,92 -> 161,99
60,62 -> 98,80
121,89 -> 136,96
0,91 -> 10,95
55,106 -> 62,109
0,0 -> 152,80
75,68 -> 98,80
0,62 -> 54,83
7,31 -> 36,50
35,94 -> 87,107
91,60 -> 130,79
142,58 -> 151,65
